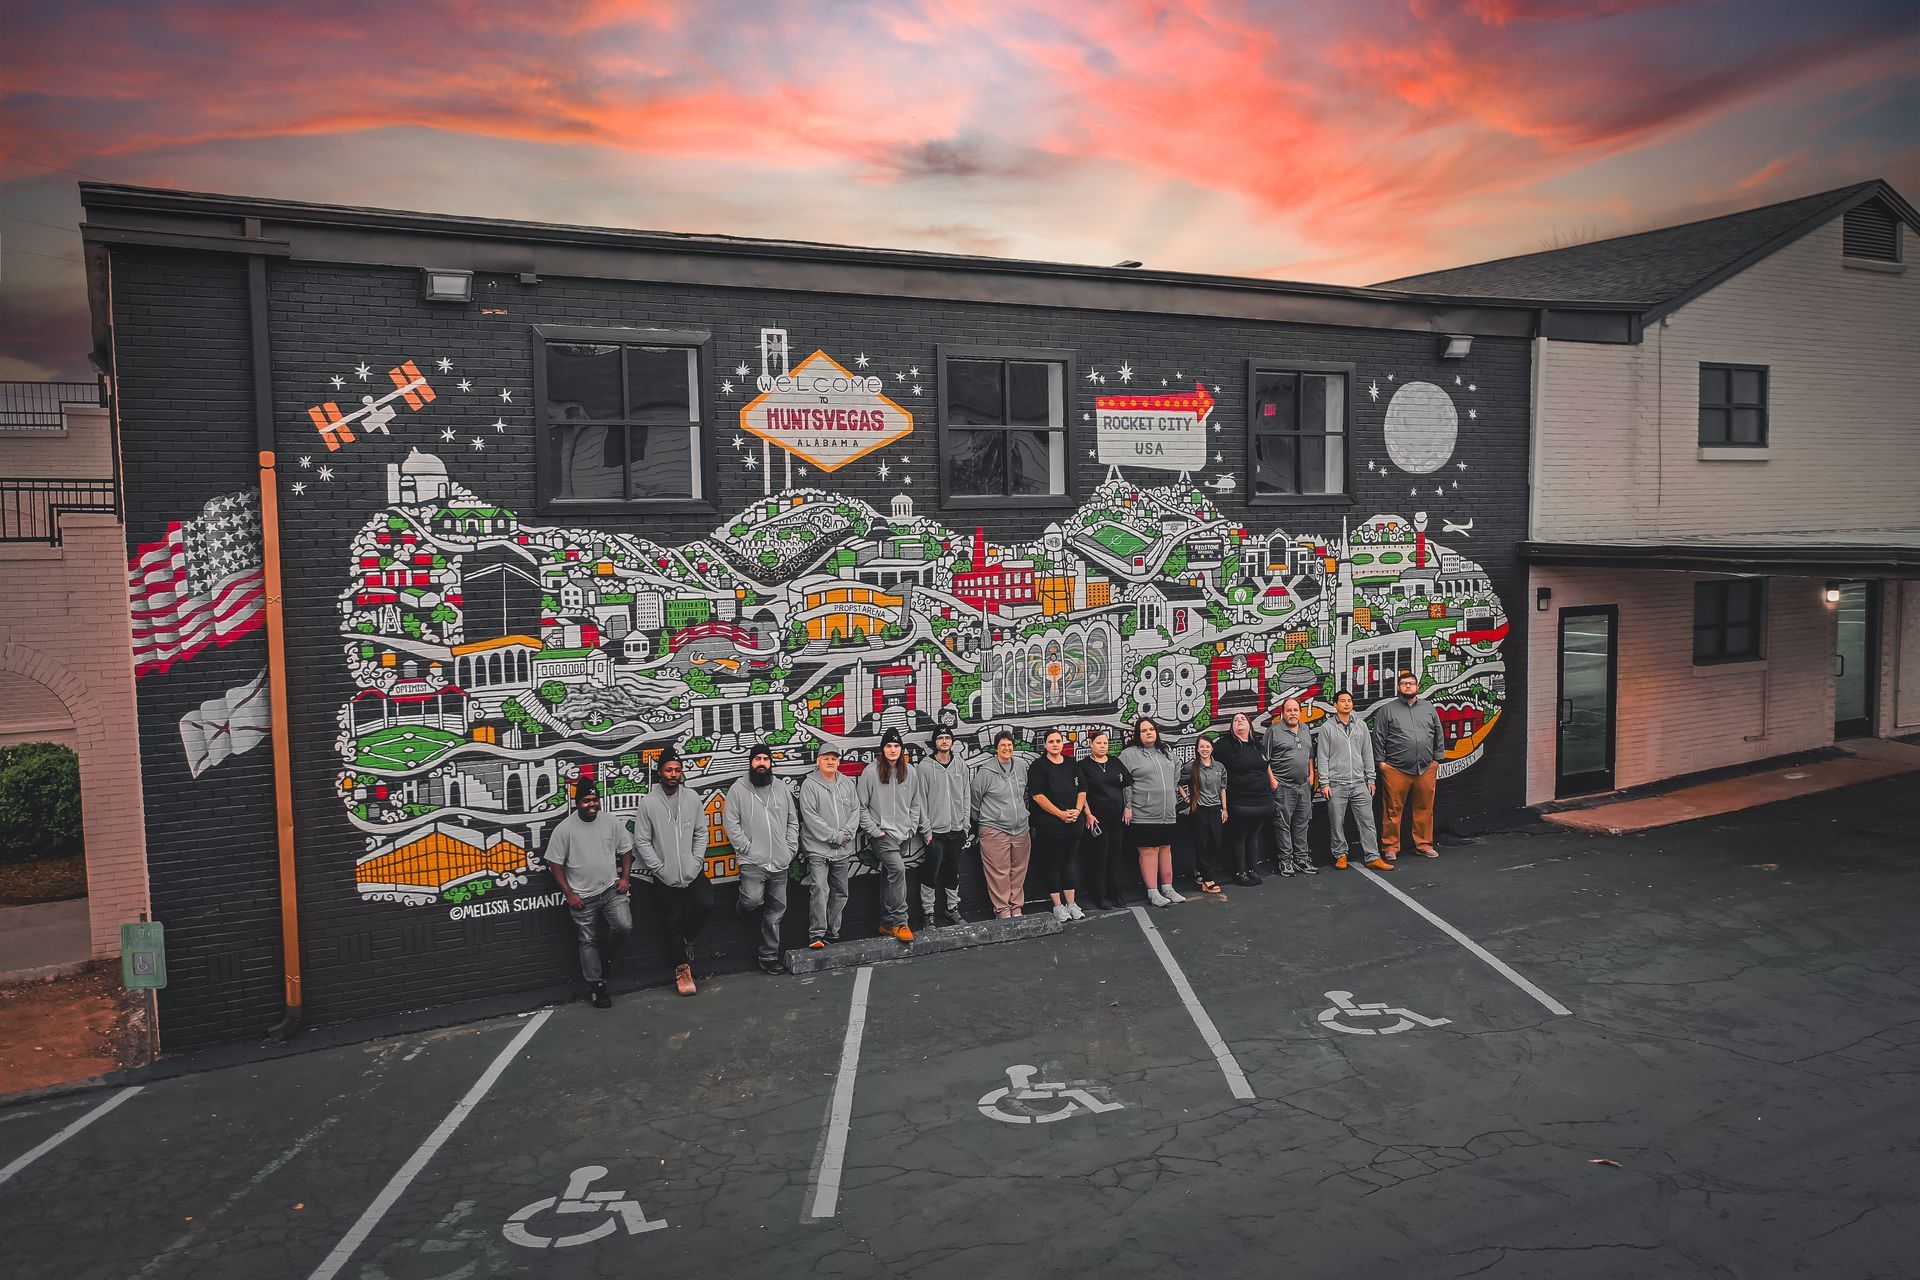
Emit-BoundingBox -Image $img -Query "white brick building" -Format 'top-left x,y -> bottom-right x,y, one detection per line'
1386,181 -> 1920,803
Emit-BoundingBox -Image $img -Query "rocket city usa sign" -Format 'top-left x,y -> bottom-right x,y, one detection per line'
740,350 -> 914,472
1094,382 -> 1213,472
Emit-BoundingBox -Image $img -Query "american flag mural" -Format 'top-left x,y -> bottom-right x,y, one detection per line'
129,490 -> 266,677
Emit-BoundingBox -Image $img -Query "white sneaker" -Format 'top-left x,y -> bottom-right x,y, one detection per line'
1066,901 -> 1087,921
1053,903 -> 1071,922
1147,886 -> 1170,907
1161,886 -> 1186,903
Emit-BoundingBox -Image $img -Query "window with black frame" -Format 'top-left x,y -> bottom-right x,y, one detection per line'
1698,364 -> 1768,447
1249,368 -> 1347,498
540,337 -> 705,503
1693,579 -> 1766,664
941,355 -> 1068,500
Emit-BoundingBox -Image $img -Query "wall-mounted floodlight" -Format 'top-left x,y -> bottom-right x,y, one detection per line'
1536,586 -> 1552,612
422,268 -> 474,303
1440,334 -> 1473,359
1823,582 -> 1842,605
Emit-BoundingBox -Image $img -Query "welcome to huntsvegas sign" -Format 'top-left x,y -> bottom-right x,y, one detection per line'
740,350 -> 914,471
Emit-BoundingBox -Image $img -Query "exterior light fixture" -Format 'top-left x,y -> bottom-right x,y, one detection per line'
1823,582 -> 1842,605
421,268 -> 474,303
1440,335 -> 1473,359
1536,586 -> 1552,612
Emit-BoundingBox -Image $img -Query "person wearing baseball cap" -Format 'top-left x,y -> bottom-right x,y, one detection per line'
543,780 -> 635,1009
858,727 -> 922,943
912,725 -> 971,927
797,745 -> 860,947
724,743 -> 800,974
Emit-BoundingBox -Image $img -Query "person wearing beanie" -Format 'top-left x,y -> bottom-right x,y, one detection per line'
911,725 -> 971,927
543,781 -> 635,1009
858,728 -> 922,943
797,746 -> 861,947
724,744 -> 800,974
632,748 -> 710,996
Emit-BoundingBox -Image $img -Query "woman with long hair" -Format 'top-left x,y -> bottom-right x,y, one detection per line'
1185,733 -> 1226,895
1214,711 -> 1276,887
1078,727 -> 1133,911
1120,716 -> 1185,908
857,727 -> 923,942
1024,728 -> 1087,921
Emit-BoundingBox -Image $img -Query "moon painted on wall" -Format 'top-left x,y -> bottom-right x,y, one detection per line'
1383,381 -> 1459,474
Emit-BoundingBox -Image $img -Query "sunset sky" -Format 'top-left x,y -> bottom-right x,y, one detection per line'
2,0 -> 1916,380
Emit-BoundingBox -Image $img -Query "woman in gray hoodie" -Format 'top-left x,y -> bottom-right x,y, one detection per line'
858,728 -> 923,943
1120,716 -> 1187,908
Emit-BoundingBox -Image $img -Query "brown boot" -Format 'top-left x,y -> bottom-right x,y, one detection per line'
1364,858 -> 1394,872
674,963 -> 696,996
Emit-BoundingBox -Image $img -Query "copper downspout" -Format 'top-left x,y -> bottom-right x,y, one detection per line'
259,449 -> 302,1038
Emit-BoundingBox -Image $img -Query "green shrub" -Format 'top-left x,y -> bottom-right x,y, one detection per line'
0,742 -> 82,863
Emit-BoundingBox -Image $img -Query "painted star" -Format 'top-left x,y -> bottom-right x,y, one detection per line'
911,385 -> 923,396
457,379 -> 472,392
1087,368 -> 1100,383
318,465 -> 335,481
329,375 -> 345,389
855,353 -> 870,368
436,358 -> 454,373
877,462 -> 892,480
1468,384 -> 1477,392
1088,448 -> 1098,458
909,366 -> 920,378
1410,488 -> 1418,497
1211,421 -> 1222,433
440,427 -> 457,442
1161,378 -> 1168,387
731,433 -> 744,449
1434,486 -> 1445,496
291,481 -> 307,496
721,380 -> 735,394
474,437 -> 489,450
798,465 -> 809,477
901,474 -> 912,485
1455,375 -> 1463,385
499,389 -> 513,403
743,453 -> 759,470
354,363 -> 372,380
1368,381 -> 1380,402
1452,479 -> 1460,489
1082,412 -> 1091,422
298,455 -> 313,469
494,420 -> 507,432
1387,373 -> 1395,381
1212,385 -> 1221,393
1175,371 -> 1183,379
1456,461 -> 1469,471
1118,362 -> 1134,383
1467,408 -> 1478,420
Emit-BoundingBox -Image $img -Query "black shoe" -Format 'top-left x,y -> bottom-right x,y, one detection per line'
588,983 -> 612,1009
1238,871 -> 1263,886
760,959 -> 786,976
825,932 -> 840,944
940,910 -> 966,926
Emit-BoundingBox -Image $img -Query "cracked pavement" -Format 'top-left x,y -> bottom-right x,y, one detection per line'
3,777 -> 1917,1279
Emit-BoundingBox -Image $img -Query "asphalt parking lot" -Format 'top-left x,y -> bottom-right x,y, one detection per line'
4,778 -> 1917,1280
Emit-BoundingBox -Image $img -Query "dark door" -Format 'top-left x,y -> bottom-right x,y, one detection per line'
1556,607 -> 1617,797
1834,581 -> 1878,739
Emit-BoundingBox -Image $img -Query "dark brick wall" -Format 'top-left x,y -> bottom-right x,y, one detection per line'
113,249 -> 1531,1047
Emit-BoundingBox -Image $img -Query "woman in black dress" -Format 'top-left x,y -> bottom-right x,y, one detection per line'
1024,729 -> 1087,922
1077,728 -> 1133,911
1214,711 -> 1276,886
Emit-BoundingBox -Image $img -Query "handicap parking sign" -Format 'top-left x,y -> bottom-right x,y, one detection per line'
120,921 -> 167,990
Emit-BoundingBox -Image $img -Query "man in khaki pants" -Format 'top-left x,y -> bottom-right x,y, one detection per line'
1372,670 -> 1447,860
968,730 -> 1031,917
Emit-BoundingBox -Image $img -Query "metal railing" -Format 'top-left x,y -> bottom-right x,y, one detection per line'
0,478 -> 119,544
0,381 -> 103,430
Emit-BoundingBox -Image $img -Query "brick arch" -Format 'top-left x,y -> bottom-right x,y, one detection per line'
0,643 -> 107,748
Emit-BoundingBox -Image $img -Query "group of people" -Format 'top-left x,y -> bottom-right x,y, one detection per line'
543,670 -> 1449,1007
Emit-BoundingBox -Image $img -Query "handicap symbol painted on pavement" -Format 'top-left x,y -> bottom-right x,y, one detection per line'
978,1064 -> 1125,1125
503,1165 -> 667,1249
1316,990 -> 1452,1036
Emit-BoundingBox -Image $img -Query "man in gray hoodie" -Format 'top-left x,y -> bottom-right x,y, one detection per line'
858,727 -> 922,943
1313,690 -> 1388,872
797,746 -> 861,948
724,743 -> 800,974
632,747 -> 710,996
1372,670 -> 1447,860
913,725 -> 971,927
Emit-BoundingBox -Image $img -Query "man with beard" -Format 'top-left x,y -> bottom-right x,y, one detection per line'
797,745 -> 861,948
1373,670 -> 1448,862
725,743 -> 800,975
633,747 -> 710,996
544,782 -> 636,1009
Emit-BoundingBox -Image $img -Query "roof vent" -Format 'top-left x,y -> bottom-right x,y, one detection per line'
1842,199 -> 1901,262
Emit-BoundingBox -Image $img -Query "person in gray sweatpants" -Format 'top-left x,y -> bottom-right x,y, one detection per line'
1264,696 -> 1317,876
797,746 -> 861,947
724,743 -> 800,974
1312,691 -> 1386,871
913,725 -> 971,927
859,727 -> 923,942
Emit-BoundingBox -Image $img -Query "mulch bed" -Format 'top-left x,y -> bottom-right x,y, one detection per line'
0,851 -> 87,907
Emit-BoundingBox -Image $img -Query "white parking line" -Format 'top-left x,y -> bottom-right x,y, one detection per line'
1354,866 -> 1573,1016
804,966 -> 872,1221
1129,906 -> 1256,1101
308,1009 -> 552,1280
0,1086 -> 142,1187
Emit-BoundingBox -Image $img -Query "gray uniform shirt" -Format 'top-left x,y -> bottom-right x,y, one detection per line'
1119,746 -> 1182,825
798,771 -> 862,861
723,776 -> 799,872
1189,758 -> 1226,810
970,755 -> 1031,835
915,754 -> 972,835
543,811 -> 635,898
1313,716 -> 1376,787
858,765 -> 923,850
1263,722 -> 1315,787
632,785 -> 706,889
1372,697 -> 1447,774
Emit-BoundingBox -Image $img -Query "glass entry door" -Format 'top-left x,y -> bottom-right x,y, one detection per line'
1557,607 -> 1617,797
1834,581 -> 1877,739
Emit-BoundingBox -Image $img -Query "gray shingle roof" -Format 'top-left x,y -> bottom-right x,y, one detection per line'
1375,181 -> 1906,309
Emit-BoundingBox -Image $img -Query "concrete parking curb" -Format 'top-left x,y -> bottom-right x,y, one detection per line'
784,914 -> 1063,974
